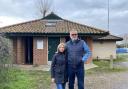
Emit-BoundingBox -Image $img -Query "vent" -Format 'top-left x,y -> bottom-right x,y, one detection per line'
45,20 -> 56,27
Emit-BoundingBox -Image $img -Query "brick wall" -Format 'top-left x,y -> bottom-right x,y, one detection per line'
85,37 -> 93,64
12,36 -> 92,65
16,37 -> 25,64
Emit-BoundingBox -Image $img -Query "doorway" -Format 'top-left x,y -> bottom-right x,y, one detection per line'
24,37 -> 33,64
48,37 -> 60,64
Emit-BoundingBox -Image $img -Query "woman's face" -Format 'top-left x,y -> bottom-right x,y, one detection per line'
59,45 -> 65,52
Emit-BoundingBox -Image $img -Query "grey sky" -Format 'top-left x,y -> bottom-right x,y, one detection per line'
0,0 -> 128,35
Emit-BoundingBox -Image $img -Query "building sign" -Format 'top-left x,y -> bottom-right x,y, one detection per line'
37,39 -> 43,49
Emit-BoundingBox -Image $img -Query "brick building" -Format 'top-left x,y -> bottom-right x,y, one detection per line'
0,12 -> 109,65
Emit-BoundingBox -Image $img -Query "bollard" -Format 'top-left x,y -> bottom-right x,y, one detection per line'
110,55 -> 113,69
96,56 -> 99,61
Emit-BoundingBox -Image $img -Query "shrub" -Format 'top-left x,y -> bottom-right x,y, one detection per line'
0,34 -> 13,85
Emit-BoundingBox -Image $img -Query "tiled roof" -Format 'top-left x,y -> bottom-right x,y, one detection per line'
94,35 -> 123,41
0,13 -> 109,35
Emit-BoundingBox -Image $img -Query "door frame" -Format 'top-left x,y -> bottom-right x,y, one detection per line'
24,36 -> 33,64
47,37 -> 60,65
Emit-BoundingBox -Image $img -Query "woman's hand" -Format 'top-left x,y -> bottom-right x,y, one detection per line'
51,78 -> 55,83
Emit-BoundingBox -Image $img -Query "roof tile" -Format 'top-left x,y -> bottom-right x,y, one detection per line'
0,13 -> 108,35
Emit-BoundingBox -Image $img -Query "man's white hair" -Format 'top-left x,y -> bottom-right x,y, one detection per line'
70,29 -> 78,34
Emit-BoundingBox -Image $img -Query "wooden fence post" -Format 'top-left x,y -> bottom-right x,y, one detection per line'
110,55 -> 114,69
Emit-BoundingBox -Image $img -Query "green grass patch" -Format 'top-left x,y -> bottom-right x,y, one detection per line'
86,60 -> 128,75
0,68 -> 51,89
115,53 -> 128,62
27,70 -> 51,89
0,68 -> 34,89
1,53 -> 128,89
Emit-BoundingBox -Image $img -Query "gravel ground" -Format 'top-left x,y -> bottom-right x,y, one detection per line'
63,62 -> 128,89
51,71 -> 128,89
85,71 -> 128,89
114,62 -> 128,68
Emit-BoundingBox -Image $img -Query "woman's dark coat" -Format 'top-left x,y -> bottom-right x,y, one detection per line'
51,52 -> 68,83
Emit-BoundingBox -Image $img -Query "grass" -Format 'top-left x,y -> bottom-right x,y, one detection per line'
86,53 -> 128,75
27,70 -> 50,89
1,63 -> 127,89
115,53 -> 128,62
0,68 -> 34,89
1,53 -> 128,89
86,60 -> 128,75
0,68 -> 51,89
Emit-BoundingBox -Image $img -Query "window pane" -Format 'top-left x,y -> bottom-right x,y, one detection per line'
37,40 -> 43,49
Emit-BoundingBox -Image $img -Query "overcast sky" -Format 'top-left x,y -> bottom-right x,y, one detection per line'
0,0 -> 128,35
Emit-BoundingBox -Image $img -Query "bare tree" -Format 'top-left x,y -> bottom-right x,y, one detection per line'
35,0 -> 53,18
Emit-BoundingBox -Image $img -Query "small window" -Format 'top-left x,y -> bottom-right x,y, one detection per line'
37,40 -> 43,49
45,20 -> 56,27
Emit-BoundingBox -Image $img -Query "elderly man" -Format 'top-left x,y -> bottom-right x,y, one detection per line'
66,30 -> 91,89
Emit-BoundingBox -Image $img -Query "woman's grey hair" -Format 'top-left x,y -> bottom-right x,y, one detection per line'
56,43 -> 65,53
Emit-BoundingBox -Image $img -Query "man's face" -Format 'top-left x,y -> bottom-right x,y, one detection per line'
70,31 -> 78,41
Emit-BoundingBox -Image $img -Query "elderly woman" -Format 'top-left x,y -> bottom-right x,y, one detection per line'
51,43 -> 68,89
